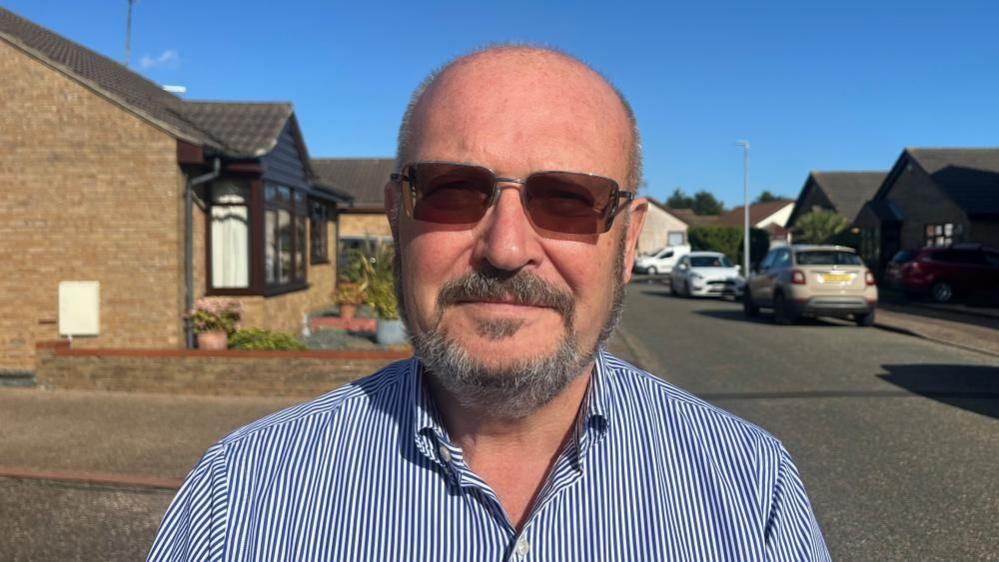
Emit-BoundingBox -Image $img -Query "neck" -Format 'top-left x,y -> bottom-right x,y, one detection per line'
429,362 -> 593,458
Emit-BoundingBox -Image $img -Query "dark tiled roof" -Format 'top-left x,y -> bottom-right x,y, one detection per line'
311,158 -> 395,208
810,171 -> 886,221
181,102 -> 292,157
0,7 -> 295,158
666,208 -> 721,227
0,6 -> 211,146
907,148 -> 999,215
716,200 -> 794,226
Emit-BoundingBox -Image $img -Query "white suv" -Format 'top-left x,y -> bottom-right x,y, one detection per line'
744,245 -> 878,326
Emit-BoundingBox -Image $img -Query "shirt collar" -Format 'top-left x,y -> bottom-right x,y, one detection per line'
407,350 -> 619,465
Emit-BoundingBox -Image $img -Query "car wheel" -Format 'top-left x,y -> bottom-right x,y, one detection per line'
930,281 -> 954,303
773,292 -> 796,325
648,266 -> 658,276
743,292 -> 759,317
855,309 -> 875,327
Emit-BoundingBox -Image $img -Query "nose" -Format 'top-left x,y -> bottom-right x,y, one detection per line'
472,184 -> 543,272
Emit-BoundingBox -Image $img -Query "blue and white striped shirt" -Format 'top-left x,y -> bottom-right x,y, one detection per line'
149,351 -> 830,561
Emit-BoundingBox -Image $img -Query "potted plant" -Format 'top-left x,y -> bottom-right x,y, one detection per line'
188,297 -> 242,350
360,241 -> 407,345
333,280 -> 366,321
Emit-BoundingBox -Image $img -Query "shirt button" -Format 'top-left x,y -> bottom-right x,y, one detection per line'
515,537 -> 530,557
438,444 -> 452,463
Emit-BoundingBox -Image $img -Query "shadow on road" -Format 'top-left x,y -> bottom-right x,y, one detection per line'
879,364 -> 999,420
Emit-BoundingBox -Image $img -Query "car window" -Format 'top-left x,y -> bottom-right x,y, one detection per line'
772,249 -> 791,269
661,251 -> 674,259
932,249 -> 983,264
796,251 -> 862,266
891,250 -> 915,264
690,256 -> 730,268
759,251 -> 776,270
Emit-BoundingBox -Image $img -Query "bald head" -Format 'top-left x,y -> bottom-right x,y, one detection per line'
396,45 -> 642,191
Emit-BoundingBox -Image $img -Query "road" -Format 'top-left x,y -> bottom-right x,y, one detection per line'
617,281 -> 999,562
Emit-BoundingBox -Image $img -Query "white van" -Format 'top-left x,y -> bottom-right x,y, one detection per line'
633,245 -> 692,275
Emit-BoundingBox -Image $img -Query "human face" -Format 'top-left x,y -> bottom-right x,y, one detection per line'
389,52 -> 647,383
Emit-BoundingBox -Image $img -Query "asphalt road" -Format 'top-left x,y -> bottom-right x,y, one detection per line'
617,280 -> 999,562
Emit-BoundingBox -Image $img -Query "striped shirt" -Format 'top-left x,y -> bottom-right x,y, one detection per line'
149,351 -> 831,561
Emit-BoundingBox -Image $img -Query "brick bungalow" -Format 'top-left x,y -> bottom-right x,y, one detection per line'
311,158 -> 395,270
0,8 -> 350,374
855,148 -> 999,273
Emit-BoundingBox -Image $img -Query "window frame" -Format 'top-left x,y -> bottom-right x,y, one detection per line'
204,174 -> 312,298
309,201 -> 332,265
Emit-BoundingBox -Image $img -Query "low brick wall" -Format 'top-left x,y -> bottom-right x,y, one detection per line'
35,341 -> 411,397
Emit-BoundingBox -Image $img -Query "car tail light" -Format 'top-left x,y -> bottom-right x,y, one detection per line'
865,270 -> 875,286
791,269 -> 807,285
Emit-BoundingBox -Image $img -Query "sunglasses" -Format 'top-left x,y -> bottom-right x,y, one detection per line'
390,161 -> 635,235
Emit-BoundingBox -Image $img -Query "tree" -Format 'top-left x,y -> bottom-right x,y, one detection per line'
666,188 -> 693,209
794,210 -> 849,244
753,191 -> 784,204
688,226 -> 769,269
691,190 -> 725,215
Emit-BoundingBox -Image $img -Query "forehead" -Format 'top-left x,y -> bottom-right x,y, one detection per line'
409,51 -> 632,181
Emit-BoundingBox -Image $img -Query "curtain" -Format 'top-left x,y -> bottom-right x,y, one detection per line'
211,205 -> 249,288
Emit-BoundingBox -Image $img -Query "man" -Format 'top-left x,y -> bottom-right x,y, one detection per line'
149,46 -> 830,561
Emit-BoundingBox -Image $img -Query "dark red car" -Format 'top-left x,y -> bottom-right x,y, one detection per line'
886,244 -> 999,303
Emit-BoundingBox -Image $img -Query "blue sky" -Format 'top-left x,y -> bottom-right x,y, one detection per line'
5,0 -> 998,207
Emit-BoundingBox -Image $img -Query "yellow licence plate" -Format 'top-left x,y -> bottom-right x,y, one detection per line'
820,273 -> 851,283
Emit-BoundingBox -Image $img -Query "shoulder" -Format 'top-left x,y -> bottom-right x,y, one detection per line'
216,357 -> 412,449
601,352 -> 784,456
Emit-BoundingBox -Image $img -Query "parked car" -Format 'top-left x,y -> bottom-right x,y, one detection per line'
886,245 -> 999,303
670,252 -> 745,298
633,244 -> 691,275
744,245 -> 878,326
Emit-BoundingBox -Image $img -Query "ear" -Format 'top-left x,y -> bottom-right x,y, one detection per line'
621,198 -> 648,284
384,181 -> 400,242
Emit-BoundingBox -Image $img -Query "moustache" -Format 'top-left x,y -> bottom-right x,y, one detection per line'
436,267 -> 576,324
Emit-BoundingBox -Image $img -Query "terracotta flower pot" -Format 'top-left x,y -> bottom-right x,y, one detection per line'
197,330 -> 228,350
339,303 -> 358,321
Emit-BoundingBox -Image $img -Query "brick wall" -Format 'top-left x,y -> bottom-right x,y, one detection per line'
0,41 -> 185,372
340,212 -> 391,238
889,165 -> 969,250
35,342 -> 410,397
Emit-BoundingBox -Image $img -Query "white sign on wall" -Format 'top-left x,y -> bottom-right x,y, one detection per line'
59,281 -> 100,337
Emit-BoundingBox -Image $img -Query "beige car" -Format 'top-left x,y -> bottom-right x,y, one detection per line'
743,245 -> 878,326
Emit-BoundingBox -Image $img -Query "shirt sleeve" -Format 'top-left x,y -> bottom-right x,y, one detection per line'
147,443 -> 229,562
764,446 -> 832,562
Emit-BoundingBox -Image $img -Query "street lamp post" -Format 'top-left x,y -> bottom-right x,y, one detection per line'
736,140 -> 750,279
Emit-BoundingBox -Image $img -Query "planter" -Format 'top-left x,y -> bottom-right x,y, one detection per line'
375,319 -> 407,345
339,303 -> 358,321
196,330 -> 228,350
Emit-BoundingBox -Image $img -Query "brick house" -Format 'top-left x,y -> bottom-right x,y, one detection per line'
0,8 -> 349,374
786,171 -> 887,229
311,158 -> 395,271
854,148 -> 999,273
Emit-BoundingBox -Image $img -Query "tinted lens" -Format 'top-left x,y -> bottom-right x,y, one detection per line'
408,163 -> 495,224
524,172 -> 618,234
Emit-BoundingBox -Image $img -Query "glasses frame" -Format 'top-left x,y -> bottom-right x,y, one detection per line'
390,161 -> 635,234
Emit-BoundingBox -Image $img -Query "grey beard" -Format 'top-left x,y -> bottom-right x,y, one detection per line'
394,225 -> 628,418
